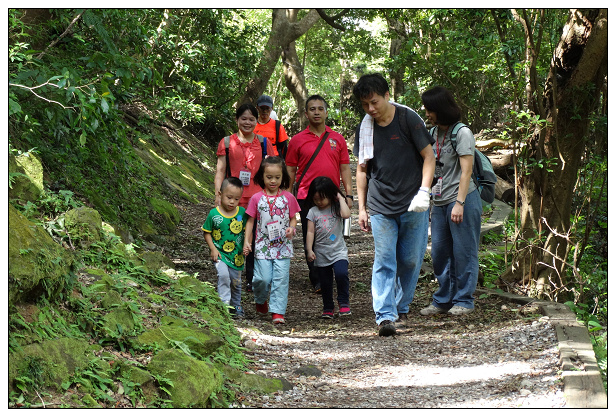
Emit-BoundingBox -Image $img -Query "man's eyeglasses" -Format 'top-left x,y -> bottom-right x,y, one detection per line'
259,106 -> 271,112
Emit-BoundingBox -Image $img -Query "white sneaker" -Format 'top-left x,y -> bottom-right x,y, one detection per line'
419,304 -> 448,316
449,305 -> 474,315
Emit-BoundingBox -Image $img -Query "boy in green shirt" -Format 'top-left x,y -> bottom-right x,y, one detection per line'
202,177 -> 246,318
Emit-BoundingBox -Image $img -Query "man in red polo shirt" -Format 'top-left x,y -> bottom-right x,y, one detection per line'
286,94 -> 353,293
254,94 -> 290,159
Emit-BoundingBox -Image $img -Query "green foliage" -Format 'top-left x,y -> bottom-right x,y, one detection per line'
8,9 -> 250,234
7,7 -> 608,403
153,371 -> 176,401
14,356 -> 51,396
61,359 -> 116,404
479,251 -> 506,289
115,369 -> 145,407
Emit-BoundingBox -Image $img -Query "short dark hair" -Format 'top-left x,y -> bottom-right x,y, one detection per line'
221,176 -> 244,192
421,86 -> 461,125
253,156 -> 291,190
305,95 -> 328,111
352,73 -> 389,101
236,103 -> 258,119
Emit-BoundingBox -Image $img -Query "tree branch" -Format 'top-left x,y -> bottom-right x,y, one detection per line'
316,9 -> 348,31
36,10 -> 86,59
9,82 -> 77,110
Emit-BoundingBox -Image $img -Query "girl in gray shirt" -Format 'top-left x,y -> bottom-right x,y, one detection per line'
305,176 -> 352,319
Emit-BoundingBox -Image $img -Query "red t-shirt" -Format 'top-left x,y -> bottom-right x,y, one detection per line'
217,134 -> 276,208
254,118 -> 289,156
286,126 -> 350,200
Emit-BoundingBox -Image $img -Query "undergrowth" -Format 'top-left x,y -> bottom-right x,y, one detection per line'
9,188 -> 248,408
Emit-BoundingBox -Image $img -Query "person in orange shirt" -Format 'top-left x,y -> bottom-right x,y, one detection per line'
254,94 -> 290,159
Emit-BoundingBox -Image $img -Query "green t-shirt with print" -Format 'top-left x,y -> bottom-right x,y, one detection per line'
202,206 -> 246,270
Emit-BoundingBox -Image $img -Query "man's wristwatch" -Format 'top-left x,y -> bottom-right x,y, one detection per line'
456,200 -> 465,206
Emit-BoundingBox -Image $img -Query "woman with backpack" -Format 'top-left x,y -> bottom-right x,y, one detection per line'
214,103 -> 277,292
419,86 -> 482,316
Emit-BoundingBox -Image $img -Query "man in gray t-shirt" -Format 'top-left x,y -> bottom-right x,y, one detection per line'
352,73 -> 435,337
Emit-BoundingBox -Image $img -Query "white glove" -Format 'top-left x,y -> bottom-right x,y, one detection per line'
408,187 -> 431,212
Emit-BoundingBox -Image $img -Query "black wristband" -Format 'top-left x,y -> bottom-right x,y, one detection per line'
346,195 -> 354,200
456,199 -> 465,206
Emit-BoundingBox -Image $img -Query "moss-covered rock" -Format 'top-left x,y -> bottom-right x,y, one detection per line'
135,316 -> 224,359
8,204 -> 74,305
65,206 -> 103,248
139,251 -> 175,272
101,290 -> 123,309
133,122 -> 216,203
149,197 -> 180,234
80,393 -> 102,408
82,268 -> 115,294
103,303 -> 141,336
9,152 -> 43,202
113,360 -> 158,404
8,338 -> 98,391
221,365 -> 293,394
147,348 -> 223,408
166,273 -> 229,324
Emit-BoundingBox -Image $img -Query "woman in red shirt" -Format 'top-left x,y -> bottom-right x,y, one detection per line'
214,103 -> 276,290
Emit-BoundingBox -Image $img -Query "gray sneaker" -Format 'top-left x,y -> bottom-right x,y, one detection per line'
449,305 -> 474,315
419,304 -> 449,316
378,320 -> 397,337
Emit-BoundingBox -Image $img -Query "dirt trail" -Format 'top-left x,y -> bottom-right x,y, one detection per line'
164,197 -> 566,408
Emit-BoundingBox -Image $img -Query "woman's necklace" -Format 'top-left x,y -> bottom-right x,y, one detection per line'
435,126 -> 449,161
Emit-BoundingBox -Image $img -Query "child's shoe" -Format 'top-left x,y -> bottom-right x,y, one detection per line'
233,305 -> 245,319
339,305 -> 351,316
255,301 -> 268,315
272,313 -> 285,324
321,310 -> 334,320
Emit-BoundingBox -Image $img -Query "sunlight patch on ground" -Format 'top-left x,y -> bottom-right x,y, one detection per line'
393,361 -> 532,387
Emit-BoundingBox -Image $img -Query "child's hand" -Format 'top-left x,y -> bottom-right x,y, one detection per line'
243,242 -> 252,255
306,250 -> 316,262
210,249 -> 221,263
285,227 -> 297,239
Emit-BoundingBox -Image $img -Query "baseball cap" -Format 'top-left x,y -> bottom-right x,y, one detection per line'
257,95 -> 274,108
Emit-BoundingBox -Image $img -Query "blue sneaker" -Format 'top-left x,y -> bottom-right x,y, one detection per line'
231,305 -> 245,319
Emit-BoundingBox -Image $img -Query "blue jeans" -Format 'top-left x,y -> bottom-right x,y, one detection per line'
371,210 -> 429,324
317,260 -> 349,312
430,190 -> 482,310
215,261 -> 242,306
253,258 -> 291,315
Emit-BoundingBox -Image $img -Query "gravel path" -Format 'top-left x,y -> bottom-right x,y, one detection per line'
237,316 -> 565,408
169,200 -> 566,408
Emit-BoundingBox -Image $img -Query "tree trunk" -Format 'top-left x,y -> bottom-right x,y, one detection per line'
385,14 -> 407,102
501,9 -> 608,300
238,9 -> 321,106
238,8 -> 347,115
495,176 -> 515,205
282,10 -> 309,131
